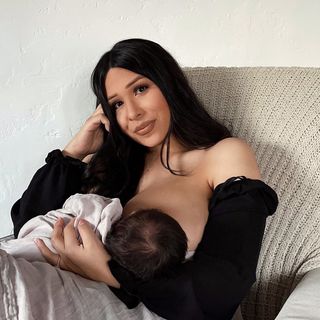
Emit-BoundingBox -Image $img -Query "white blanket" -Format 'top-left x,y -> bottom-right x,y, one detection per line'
0,194 -> 163,319
1,194 -> 123,262
0,249 -> 163,320
0,193 -> 242,320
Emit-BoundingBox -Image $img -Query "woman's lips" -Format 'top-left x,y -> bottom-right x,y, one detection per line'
135,120 -> 156,136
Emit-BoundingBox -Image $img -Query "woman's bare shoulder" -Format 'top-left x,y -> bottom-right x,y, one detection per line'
204,137 -> 261,189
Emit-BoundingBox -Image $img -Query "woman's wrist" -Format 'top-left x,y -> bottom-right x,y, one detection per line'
94,258 -> 120,288
62,149 -> 86,161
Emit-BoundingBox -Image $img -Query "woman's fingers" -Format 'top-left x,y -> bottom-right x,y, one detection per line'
63,218 -> 82,250
63,103 -> 109,159
100,115 -> 110,132
35,238 -> 82,274
94,104 -> 104,114
85,113 -> 109,132
52,218 -> 64,238
51,218 -> 65,252
92,104 -> 105,118
34,238 -> 61,267
36,218 -> 115,284
90,113 -> 110,132
77,219 -> 98,249
92,104 -> 110,131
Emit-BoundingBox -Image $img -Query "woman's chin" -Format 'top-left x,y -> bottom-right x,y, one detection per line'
127,131 -> 158,146
140,140 -> 162,149
134,137 -> 163,150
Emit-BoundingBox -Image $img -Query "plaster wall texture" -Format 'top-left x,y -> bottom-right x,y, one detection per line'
0,0 -> 319,236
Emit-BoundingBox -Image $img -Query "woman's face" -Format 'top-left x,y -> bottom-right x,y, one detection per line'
105,67 -> 171,149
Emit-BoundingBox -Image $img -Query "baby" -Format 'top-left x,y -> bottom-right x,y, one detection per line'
1,193 -> 189,281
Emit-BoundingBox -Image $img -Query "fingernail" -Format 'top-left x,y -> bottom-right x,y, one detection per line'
34,238 -> 40,245
78,219 -> 85,225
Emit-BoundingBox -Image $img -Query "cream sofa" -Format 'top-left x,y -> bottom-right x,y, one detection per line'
184,67 -> 320,320
1,67 -> 319,319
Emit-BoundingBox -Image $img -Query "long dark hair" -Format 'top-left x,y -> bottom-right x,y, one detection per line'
81,38 -> 231,205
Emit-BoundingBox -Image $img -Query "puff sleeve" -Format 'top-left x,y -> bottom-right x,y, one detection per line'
109,176 -> 278,320
11,149 -> 87,238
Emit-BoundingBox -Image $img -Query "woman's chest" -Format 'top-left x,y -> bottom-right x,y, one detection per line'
122,150 -> 213,249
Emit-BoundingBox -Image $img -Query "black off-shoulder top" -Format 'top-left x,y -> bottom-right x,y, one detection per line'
11,149 -> 278,320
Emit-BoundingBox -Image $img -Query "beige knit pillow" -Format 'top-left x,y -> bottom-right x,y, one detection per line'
184,67 -> 320,320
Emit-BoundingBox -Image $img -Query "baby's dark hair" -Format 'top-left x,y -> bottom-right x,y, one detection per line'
105,209 -> 188,281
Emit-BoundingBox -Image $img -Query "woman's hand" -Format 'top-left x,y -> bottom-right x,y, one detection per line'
35,218 -> 120,288
63,104 -> 110,160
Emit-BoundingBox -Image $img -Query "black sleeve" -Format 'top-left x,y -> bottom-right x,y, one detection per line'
10,149 -> 141,309
109,176 -> 279,320
11,149 -> 87,238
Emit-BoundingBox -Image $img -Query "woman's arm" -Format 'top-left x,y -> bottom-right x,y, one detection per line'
108,139 -> 277,319
11,105 -> 109,238
11,149 -> 86,238
36,138 -> 278,319
108,176 -> 278,320
36,177 -> 278,319
205,137 -> 262,187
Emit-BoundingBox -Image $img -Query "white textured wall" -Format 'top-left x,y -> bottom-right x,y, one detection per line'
1,0 -> 319,237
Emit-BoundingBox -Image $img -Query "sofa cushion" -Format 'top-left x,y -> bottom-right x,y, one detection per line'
184,67 -> 320,320
275,267 -> 320,320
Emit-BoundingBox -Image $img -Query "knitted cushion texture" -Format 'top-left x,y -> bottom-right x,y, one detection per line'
184,67 -> 320,320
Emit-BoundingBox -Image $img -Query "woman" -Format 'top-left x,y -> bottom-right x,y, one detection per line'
11,38 -> 278,320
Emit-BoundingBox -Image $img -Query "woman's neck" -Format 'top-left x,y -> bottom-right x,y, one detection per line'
148,135 -> 187,159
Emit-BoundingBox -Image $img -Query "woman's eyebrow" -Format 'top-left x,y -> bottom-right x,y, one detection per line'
107,75 -> 145,101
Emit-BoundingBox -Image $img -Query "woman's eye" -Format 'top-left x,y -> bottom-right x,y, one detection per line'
112,101 -> 122,109
135,85 -> 148,94
111,85 -> 148,109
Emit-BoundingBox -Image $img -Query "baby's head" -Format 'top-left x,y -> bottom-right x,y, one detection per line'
105,209 -> 188,281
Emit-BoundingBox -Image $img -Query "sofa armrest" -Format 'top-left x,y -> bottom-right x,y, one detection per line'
275,267 -> 320,319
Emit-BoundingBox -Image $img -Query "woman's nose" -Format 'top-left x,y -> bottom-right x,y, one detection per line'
127,99 -> 144,120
